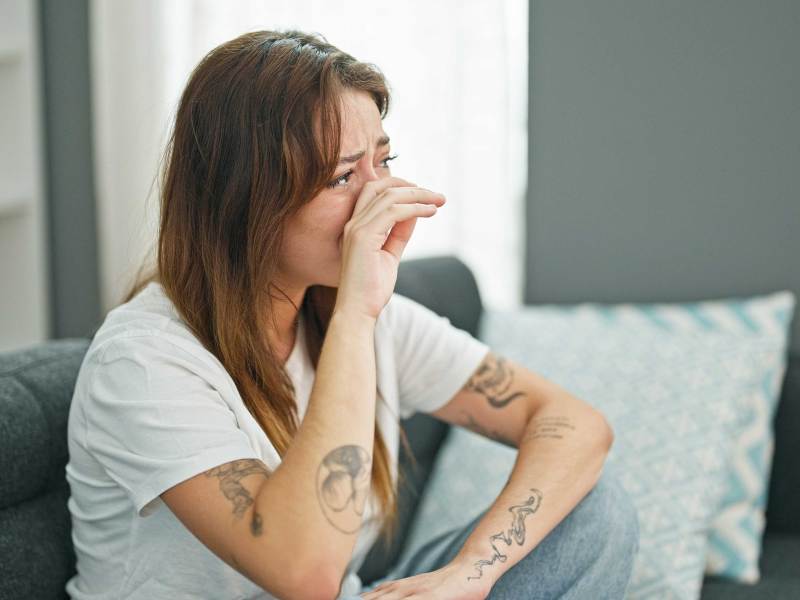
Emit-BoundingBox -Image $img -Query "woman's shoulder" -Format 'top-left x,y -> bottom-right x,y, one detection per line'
379,292 -> 448,332
85,283 -> 223,375
75,325 -> 238,420
381,292 -> 421,322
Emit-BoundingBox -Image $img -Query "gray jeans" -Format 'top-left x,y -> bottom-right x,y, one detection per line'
346,465 -> 640,599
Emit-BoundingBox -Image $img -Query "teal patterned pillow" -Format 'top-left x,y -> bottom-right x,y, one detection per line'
586,291 -> 795,583
398,291 -> 794,598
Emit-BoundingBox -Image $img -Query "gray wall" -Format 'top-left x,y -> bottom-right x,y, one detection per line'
39,0 -> 101,340
525,0 -> 800,353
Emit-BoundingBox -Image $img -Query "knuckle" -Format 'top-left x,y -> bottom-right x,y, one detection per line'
364,179 -> 385,193
343,222 -> 360,238
349,225 -> 368,239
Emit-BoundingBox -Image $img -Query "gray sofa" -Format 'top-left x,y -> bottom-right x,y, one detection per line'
1,255 -> 798,599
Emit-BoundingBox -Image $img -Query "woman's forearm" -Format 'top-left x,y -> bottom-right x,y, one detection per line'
252,308 -> 377,594
451,400 -> 614,592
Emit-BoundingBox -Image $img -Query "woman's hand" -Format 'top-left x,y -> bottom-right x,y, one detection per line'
359,561 -> 492,600
334,176 -> 446,322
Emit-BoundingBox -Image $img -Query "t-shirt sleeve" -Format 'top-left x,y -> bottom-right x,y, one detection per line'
385,293 -> 491,419
84,335 -> 260,517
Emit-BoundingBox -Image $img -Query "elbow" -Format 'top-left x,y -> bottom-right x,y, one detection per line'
601,417 -> 615,448
288,563 -> 343,600
595,415 -> 615,472
591,411 -> 615,451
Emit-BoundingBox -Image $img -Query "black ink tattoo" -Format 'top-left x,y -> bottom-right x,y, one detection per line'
204,459 -> 272,535
465,354 -> 527,409
315,445 -> 372,534
522,416 -> 576,443
467,488 -> 544,581
251,511 -> 263,536
459,410 -> 517,448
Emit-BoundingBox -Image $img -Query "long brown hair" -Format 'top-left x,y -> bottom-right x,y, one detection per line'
120,29 -> 417,550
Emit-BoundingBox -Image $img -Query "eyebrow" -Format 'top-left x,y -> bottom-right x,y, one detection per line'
338,135 -> 391,165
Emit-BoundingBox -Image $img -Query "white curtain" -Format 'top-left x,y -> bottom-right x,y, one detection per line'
90,0 -> 527,313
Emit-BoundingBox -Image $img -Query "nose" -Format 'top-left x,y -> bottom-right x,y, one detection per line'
362,164 -> 383,183
351,166 -> 383,198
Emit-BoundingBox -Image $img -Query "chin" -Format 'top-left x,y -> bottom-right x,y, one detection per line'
314,265 -> 341,289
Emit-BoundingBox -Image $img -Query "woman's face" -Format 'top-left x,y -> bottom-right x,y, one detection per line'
277,89 -> 396,290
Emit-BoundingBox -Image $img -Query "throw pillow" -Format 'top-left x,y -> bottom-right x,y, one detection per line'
585,291 -> 795,583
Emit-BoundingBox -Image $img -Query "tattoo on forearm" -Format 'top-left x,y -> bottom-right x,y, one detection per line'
465,354 -> 527,409
467,488 -> 544,581
460,410 -> 517,448
316,445 -> 372,534
522,416 -> 576,443
204,459 -> 272,536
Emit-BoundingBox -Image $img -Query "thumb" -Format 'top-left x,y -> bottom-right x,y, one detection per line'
382,216 -> 418,260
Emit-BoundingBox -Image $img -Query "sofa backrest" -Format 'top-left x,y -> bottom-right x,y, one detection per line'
765,351 -> 800,536
0,338 -> 89,600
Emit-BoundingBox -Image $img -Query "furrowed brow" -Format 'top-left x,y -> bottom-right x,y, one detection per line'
338,135 -> 391,165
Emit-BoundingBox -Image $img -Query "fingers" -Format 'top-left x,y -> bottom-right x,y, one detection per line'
351,176 -> 417,219
340,176 -> 445,263
371,202 -> 438,236
375,204 -> 438,261
357,186 -> 445,226
382,214 -> 419,260
360,580 -> 393,599
345,202 -> 436,242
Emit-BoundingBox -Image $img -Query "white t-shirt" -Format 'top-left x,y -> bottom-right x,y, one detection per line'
65,281 -> 490,599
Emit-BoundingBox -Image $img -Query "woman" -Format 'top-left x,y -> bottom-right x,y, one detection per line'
65,30 -> 639,599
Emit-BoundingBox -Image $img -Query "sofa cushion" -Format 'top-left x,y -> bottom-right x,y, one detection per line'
701,533 -> 800,599
0,339 -> 90,508
0,338 -> 90,600
766,356 -> 800,536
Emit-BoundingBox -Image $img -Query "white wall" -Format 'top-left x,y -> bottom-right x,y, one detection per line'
0,0 -> 50,351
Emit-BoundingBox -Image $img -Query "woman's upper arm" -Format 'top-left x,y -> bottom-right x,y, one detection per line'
159,459 -> 278,592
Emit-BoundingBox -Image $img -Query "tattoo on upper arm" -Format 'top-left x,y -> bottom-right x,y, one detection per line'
459,410 -> 517,448
204,459 -> 272,536
316,445 -> 372,534
464,354 -> 526,409
522,416 -> 576,443
466,488 -> 544,581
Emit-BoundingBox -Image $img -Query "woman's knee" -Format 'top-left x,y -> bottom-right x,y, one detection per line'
485,467 -> 639,599
579,466 -> 640,561
555,468 -> 640,599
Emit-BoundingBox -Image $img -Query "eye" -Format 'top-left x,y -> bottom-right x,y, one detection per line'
326,154 -> 399,189
380,153 -> 399,169
327,170 -> 353,189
